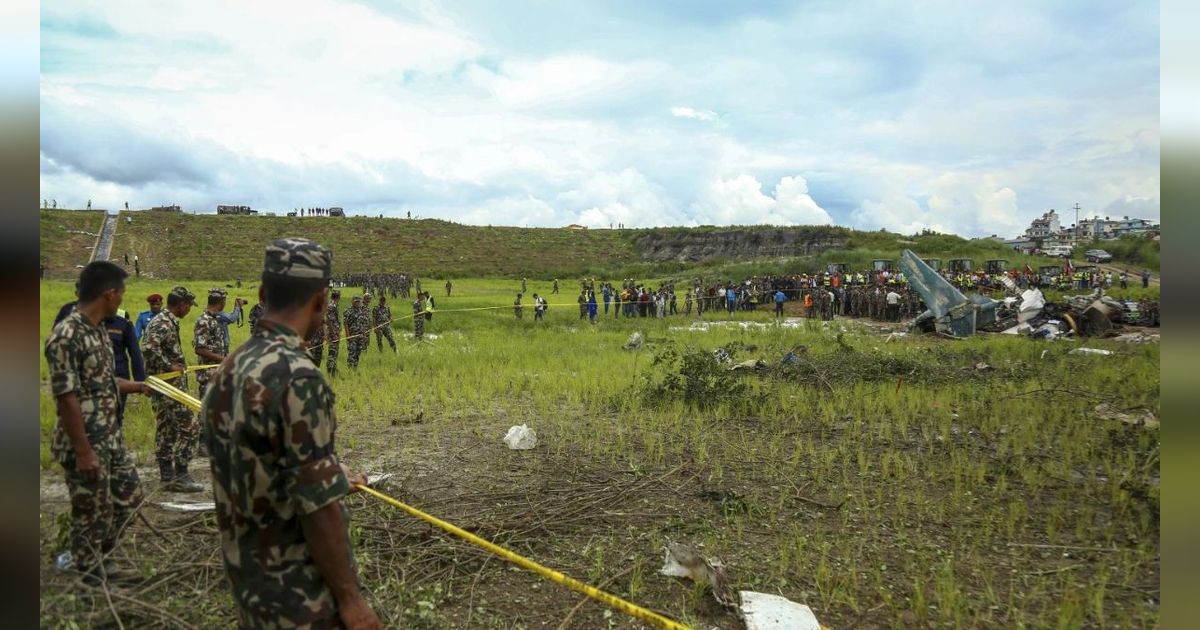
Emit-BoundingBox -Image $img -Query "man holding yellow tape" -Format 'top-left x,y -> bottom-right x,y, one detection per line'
201,238 -> 379,629
142,285 -> 203,492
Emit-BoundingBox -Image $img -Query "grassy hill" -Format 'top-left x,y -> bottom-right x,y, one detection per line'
42,209 -> 1076,280
38,209 -> 105,276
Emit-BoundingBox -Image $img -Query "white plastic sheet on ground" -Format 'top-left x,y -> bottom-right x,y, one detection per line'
739,591 -> 822,630
159,501 -> 216,512
503,424 -> 538,450
1018,289 -> 1046,324
1069,348 -> 1113,356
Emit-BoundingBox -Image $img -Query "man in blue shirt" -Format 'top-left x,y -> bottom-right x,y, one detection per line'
134,293 -> 162,340
774,289 -> 786,318
726,286 -> 737,314
105,311 -> 145,428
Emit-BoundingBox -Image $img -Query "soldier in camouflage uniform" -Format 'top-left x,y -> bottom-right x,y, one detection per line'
373,295 -> 397,352
413,292 -> 426,339
344,295 -> 370,369
248,297 -> 265,331
193,288 -> 233,399
142,285 -> 204,492
46,261 -> 152,584
361,294 -> 373,353
201,238 -> 381,629
325,289 -> 342,377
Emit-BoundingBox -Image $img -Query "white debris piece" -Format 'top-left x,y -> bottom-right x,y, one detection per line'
503,424 -> 538,450
1069,348 -> 1113,356
159,501 -> 216,512
739,591 -> 822,630
1018,288 -> 1046,323
365,473 -> 393,486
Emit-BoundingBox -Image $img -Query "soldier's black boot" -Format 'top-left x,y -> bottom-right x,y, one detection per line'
158,459 -> 175,484
168,464 -> 204,493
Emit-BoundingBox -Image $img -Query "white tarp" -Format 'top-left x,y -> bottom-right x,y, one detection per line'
503,424 -> 538,450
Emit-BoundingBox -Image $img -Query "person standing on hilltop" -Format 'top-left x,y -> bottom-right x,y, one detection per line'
445,280 -> 452,297
513,293 -> 524,319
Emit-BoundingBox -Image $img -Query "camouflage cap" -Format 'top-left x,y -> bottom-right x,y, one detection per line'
169,286 -> 196,304
262,237 -> 332,280
208,287 -> 228,299
352,295 -> 362,302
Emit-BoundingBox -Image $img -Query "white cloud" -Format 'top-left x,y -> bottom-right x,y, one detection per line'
670,106 -> 718,122
690,174 -> 833,226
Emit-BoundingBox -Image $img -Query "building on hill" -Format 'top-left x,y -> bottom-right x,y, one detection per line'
149,204 -> 182,212
1024,209 -> 1060,239
329,207 -> 345,217
564,224 -> 587,230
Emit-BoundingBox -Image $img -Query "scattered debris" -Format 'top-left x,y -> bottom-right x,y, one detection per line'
55,551 -> 73,571
159,501 -> 217,512
622,331 -> 645,350
1112,331 -> 1159,344
884,332 -> 908,343
739,591 -> 823,630
660,542 -> 733,606
365,473 -> 393,486
712,347 -> 733,364
974,362 -> 993,371
1069,348 -> 1113,356
730,359 -> 767,372
1095,403 -> 1159,429
503,424 -> 538,450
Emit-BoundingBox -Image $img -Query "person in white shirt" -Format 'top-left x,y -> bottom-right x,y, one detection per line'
886,290 -> 901,321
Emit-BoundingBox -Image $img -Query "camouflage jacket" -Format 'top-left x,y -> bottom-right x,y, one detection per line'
194,310 -> 228,358
201,320 -> 353,628
371,304 -> 390,325
45,310 -> 121,463
142,310 -> 188,389
324,302 -> 341,340
344,305 -> 370,335
248,303 -> 265,331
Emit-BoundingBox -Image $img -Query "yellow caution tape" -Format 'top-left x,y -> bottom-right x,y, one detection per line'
153,364 -> 221,380
144,375 -> 203,411
354,484 -> 691,629
140,363 -> 690,628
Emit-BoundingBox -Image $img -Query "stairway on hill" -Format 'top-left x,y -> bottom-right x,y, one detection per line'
92,213 -> 118,263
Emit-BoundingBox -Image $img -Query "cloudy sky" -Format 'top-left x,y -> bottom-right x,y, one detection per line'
39,0 -> 1159,237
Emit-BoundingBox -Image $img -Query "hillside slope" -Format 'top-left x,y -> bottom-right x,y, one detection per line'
42,210 -> 1040,280
39,210 -> 105,276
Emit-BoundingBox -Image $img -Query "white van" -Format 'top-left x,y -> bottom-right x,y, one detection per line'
1042,245 -> 1074,258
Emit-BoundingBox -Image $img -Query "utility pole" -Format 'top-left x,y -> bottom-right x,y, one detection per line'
1073,202 -> 1081,246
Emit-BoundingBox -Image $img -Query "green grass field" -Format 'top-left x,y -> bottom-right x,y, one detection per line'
39,275 -> 1160,628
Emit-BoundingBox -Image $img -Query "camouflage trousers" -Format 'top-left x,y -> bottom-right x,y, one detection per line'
326,336 -> 340,376
413,317 -> 424,339
307,329 -> 325,366
61,434 -> 144,573
152,394 -> 198,467
347,334 -> 368,368
375,325 -> 396,351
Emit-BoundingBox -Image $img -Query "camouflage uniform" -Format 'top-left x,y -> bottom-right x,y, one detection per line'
413,296 -> 425,339
324,293 -> 341,377
372,302 -> 396,351
142,287 -> 199,473
248,302 -> 265,331
193,296 -> 229,398
46,310 -> 144,575
201,238 -> 359,628
344,298 -> 370,368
